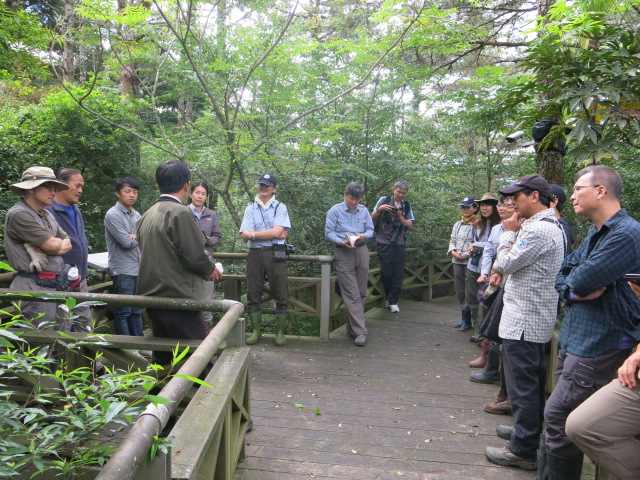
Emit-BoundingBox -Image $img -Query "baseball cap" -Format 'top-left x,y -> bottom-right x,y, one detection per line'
499,174 -> 551,199
258,173 -> 277,187
459,196 -> 477,207
549,184 -> 567,206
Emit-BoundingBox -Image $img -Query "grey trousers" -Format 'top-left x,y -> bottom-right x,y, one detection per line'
544,349 -> 629,456
466,268 -> 480,326
335,246 -> 369,336
566,378 -> 640,480
452,263 -> 469,310
201,279 -> 215,325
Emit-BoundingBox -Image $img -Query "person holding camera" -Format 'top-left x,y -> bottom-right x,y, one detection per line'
189,182 -> 222,331
371,180 -> 414,313
465,193 -> 500,337
325,182 -> 375,347
239,174 -> 291,346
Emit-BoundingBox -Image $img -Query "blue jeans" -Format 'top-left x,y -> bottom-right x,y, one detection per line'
111,275 -> 144,336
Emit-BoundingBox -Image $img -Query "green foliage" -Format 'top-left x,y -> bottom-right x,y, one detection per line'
512,0 -> 640,163
0,319 -> 163,477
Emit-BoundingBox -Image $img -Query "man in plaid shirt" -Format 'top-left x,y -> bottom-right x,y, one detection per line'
538,165 -> 640,478
484,174 -> 565,471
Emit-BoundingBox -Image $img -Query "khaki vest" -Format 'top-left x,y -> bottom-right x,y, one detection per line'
4,201 -> 64,273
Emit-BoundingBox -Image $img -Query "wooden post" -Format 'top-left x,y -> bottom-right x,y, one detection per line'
319,262 -> 331,341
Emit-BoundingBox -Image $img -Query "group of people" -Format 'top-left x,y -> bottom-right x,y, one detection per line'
448,166 -> 640,479
3,164 -> 415,360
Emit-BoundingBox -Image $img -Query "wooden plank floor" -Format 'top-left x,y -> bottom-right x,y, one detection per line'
234,297 -> 591,480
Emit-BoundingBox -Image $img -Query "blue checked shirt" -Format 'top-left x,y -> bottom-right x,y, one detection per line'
556,209 -> 640,357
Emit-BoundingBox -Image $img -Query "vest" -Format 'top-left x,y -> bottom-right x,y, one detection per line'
4,201 -> 65,273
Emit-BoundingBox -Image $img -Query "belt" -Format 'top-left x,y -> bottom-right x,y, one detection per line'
336,244 -> 364,249
250,246 -> 274,251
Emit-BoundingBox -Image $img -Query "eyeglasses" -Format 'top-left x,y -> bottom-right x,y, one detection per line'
40,185 -> 58,193
573,185 -> 601,193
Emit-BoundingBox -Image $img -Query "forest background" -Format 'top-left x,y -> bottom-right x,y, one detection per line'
1,0 -> 639,275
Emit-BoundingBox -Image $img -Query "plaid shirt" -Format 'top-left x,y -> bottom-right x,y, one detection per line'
557,209 -> 640,357
494,208 -> 565,343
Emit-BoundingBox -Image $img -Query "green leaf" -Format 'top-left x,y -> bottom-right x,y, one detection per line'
294,403 -> 304,409
173,374 -> 212,388
142,395 -> 174,405
314,407 -> 321,415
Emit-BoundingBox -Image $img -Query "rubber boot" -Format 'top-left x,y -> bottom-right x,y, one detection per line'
275,314 -> 287,346
453,310 -> 465,328
536,434 -> 548,480
470,342 -> 500,383
469,339 -> 490,368
246,312 -> 262,345
459,309 -> 472,331
545,451 -> 583,480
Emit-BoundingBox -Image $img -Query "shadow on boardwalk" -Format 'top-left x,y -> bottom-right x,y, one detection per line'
234,297 -> 591,480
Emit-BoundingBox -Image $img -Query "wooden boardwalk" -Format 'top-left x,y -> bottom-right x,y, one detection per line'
235,297 -> 546,480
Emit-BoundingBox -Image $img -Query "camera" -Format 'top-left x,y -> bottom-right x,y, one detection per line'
506,130 -> 525,143
285,243 -> 295,255
469,246 -> 484,266
389,206 -> 399,213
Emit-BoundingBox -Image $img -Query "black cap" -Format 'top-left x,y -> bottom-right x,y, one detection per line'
258,173 -> 277,187
499,174 -> 551,199
459,196 -> 477,207
549,184 -> 567,206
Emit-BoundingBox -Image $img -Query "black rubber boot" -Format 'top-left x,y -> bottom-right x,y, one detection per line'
536,434 -> 548,480
545,451 -> 583,480
470,342 -> 500,383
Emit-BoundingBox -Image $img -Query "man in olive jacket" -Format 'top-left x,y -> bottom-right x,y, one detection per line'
137,160 -> 221,365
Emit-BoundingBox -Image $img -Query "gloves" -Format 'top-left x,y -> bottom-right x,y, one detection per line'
23,243 -> 48,272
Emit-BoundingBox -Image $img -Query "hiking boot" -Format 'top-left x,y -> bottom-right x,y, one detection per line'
485,446 -> 537,470
484,399 -> 512,415
346,324 -> 357,339
389,304 -> 400,313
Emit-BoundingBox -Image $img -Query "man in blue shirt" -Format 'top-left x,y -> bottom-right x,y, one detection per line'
240,174 -> 291,346
538,165 -> 640,478
45,168 -> 92,331
325,182 -> 375,346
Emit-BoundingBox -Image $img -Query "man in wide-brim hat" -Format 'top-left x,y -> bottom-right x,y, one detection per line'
4,166 -> 73,328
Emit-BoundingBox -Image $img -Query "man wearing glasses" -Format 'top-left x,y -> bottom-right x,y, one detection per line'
4,166 -> 72,328
537,165 -> 640,478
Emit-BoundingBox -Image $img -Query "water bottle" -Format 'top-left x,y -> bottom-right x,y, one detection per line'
68,264 -> 79,281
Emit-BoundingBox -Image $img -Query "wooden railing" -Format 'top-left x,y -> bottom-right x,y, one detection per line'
215,248 -> 455,340
0,290 -> 249,480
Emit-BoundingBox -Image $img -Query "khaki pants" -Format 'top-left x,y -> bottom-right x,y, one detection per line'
246,249 -> 289,314
566,378 -> 640,480
335,246 -> 369,336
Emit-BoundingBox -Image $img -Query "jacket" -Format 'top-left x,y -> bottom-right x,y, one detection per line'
136,196 -> 214,300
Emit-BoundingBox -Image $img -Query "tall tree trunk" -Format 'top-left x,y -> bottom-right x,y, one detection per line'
536,0 -> 564,186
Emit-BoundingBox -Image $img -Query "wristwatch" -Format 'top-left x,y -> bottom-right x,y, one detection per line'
252,232 -> 256,240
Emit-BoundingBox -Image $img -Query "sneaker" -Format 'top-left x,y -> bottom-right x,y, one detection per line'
389,304 -> 400,313
354,334 -> 367,347
496,424 -> 514,440
346,324 -> 357,339
485,446 -> 537,470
